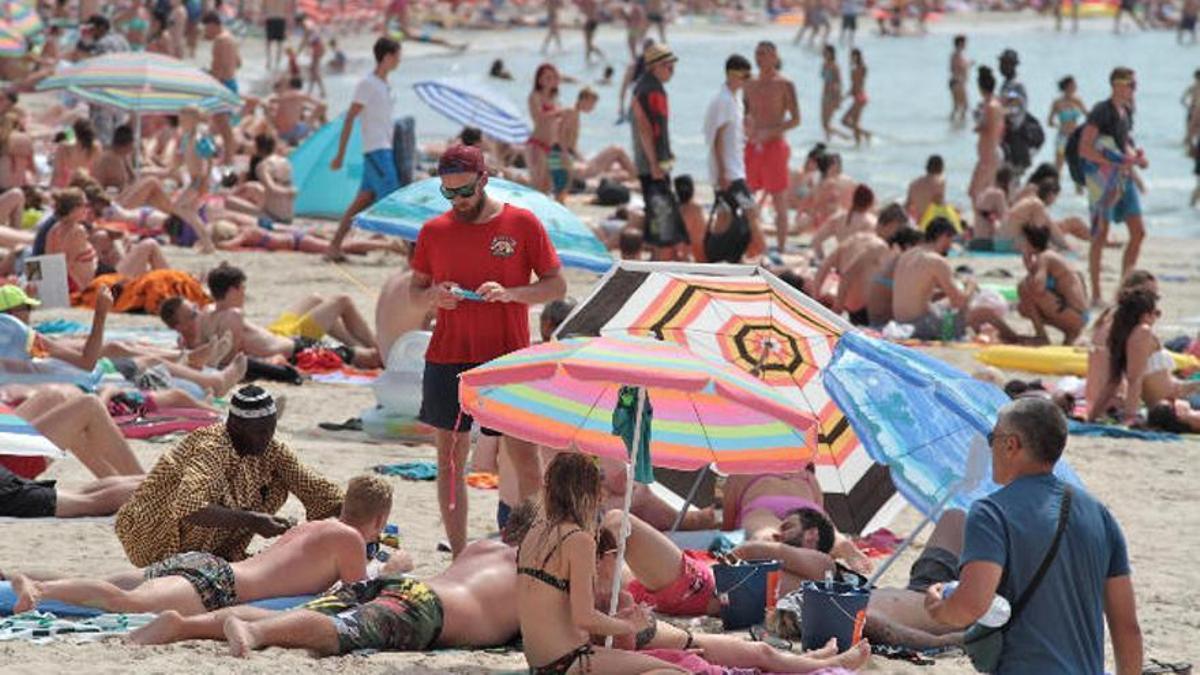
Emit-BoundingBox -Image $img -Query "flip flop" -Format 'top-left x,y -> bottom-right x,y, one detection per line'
749,624 -> 792,651
1144,660 -> 1193,675
318,417 -> 363,432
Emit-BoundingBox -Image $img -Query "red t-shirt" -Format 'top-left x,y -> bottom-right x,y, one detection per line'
411,204 -> 561,364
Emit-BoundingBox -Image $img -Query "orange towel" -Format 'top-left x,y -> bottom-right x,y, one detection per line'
466,472 -> 499,490
73,270 -> 211,314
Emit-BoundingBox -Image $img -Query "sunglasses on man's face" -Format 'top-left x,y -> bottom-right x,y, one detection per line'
440,177 -> 480,200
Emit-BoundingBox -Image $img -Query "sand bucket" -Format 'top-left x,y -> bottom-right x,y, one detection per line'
712,559 -> 780,630
799,580 -> 871,652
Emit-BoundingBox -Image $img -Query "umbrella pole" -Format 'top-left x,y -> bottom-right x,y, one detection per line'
605,387 -> 646,647
133,113 -> 142,171
669,464 -> 711,533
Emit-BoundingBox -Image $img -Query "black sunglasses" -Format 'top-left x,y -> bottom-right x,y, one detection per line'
440,177 -> 480,200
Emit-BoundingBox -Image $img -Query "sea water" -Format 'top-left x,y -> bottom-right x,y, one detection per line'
314,18 -> 1200,236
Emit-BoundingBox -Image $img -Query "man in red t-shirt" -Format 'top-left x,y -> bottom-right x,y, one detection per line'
409,144 -> 566,556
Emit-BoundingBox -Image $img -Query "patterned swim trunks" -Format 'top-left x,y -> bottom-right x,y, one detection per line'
143,551 -> 238,611
302,575 -> 444,654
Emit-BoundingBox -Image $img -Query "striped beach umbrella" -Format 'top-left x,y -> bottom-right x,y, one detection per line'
36,52 -> 240,107
556,261 -> 903,535
65,85 -> 240,115
0,25 -> 23,58
354,176 -> 613,273
0,0 -> 41,39
412,78 -> 531,144
460,336 -> 818,475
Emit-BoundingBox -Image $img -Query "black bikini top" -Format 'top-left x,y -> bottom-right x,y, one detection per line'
517,527 -> 586,593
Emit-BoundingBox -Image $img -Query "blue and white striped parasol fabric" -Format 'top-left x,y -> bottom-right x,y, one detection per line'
412,78 -> 531,145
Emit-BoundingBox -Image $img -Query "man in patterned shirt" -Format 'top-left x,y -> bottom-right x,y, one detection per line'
115,385 -> 343,567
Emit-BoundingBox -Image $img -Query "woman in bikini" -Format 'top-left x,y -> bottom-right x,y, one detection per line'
840,48 -> 872,147
1084,270 -> 1155,420
527,63 -> 566,196
1015,222 -> 1088,345
0,112 -> 35,193
819,46 -> 848,142
1097,288 -> 1200,425
517,452 -> 679,675
212,220 -> 403,257
51,119 -> 101,188
1047,76 -> 1087,175
723,467 -> 872,574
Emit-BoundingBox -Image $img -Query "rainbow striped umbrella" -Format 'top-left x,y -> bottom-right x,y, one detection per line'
36,52 -> 240,107
0,0 -> 41,39
65,85 -> 240,115
460,336 -> 817,475
0,25 -> 22,58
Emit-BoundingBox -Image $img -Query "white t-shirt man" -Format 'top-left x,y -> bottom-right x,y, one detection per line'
702,84 -> 746,187
353,73 -> 394,153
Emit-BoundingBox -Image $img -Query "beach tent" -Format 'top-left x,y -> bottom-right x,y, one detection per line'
292,114 -> 364,218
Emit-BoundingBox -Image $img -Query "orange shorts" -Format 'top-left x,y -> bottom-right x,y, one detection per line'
745,138 -> 791,194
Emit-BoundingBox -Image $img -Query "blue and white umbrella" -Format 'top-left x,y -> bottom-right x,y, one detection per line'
412,78 -> 531,145
353,177 -> 613,273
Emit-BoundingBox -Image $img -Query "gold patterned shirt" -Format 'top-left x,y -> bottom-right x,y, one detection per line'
115,424 -> 343,567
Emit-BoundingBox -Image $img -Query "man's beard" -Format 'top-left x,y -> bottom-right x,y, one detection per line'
453,195 -> 486,222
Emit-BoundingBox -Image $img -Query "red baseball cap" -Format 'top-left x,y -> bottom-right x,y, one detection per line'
437,144 -> 486,176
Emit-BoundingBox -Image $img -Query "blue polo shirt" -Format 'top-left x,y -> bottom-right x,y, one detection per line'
961,473 -> 1130,675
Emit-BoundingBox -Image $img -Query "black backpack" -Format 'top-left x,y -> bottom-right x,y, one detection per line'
1064,125 -> 1086,188
703,191 -> 751,264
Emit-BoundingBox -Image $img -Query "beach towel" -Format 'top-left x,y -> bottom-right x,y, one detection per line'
0,611 -> 155,643
466,472 -> 499,490
1067,420 -> 1179,442
72,270 -> 211,315
310,367 -> 381,385
34,321 -> 179,349
853,527 -> 903,558
374,461 -> 438,480
114,407 -> 222,440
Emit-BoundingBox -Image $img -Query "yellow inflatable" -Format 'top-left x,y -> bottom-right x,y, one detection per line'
918,203 -> 964,233
976,345 -> 1200,376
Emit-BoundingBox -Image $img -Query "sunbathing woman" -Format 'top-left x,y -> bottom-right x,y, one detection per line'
1085,270 -> 1157,420
1100,289 -> 1200,425
211,221 -> 403,256
517,452 -> 682,674
1015,222 -> 1088,345
722,466 -> 872,574
1147,399 -> 1200,433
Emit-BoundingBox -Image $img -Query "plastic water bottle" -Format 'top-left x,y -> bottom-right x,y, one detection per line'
940,582 -> 1012,627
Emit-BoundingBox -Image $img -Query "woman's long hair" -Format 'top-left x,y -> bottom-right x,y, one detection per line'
532,63 -> 560,98
1107,289 -> 1158,382
541,452 -> 601,532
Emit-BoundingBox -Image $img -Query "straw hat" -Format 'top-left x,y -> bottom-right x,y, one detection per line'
643,43 -> 678,68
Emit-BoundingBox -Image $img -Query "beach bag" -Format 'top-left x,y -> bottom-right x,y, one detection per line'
595,178 -> 630,206
703,189 -> 751,263
1064,125 -> 1086,188
963,485 -> 1072,673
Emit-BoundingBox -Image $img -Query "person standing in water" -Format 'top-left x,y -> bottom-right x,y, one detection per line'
1048,76 -> 1087,175
840,48 -> 871,146
744,41 -> 800,254
577,0 -> 606,64
969,66 -> 1005,201
949,35 -> 970,125
541,0 -> 564,54
819,45 -> 849,142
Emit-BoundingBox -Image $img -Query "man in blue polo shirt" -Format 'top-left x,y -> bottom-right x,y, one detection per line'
924,397 -> 1143,674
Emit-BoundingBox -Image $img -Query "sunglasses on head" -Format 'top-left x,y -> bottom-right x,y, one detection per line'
439,177 -> 480,200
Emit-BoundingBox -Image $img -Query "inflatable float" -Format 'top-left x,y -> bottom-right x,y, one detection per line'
976,344 -> 1200,376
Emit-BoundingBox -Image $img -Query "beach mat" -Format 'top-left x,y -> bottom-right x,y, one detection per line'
0,611 -> 155,643
0,581 -> 315,618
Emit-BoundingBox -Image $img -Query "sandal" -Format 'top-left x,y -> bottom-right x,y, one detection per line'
749,624 -> 792,651
318,417 -> 363,432
1144,660 -> 1193,675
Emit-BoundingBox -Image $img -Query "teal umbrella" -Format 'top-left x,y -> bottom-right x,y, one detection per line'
612,385 -> 654,484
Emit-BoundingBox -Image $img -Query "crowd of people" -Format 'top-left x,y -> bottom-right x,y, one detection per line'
0,0 -> 1190,673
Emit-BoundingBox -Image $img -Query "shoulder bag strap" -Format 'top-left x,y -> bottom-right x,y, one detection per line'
1004,484 -> 1073,631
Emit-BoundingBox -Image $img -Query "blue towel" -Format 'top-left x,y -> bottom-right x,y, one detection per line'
32,319 -> 88,334
374,461 -> 438,480
0,581 -> 313,618
1067,420 -> 1179,441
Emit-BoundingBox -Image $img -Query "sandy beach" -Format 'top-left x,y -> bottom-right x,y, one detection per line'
3,6 -> 1200,673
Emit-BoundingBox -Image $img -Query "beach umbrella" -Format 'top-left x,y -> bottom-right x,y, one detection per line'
354,176 -> 614,273
412,78 -> 531,144
291,113 -> 364,218
555,261 -> 900,534
459,335 -> 818,631
0,404 -> 64,459
64,85 -> 240,115
0,25 -> 22,58
0,0 -> 41,39
822,330 -> 1085,584
36,52 -> 241,106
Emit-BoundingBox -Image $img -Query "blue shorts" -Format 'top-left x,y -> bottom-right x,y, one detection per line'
1104,175 -> 1141,226
361,149 -> 399,199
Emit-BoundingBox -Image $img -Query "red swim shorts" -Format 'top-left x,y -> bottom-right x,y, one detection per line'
627,550 -> 716,617
745,138 -> 791,194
